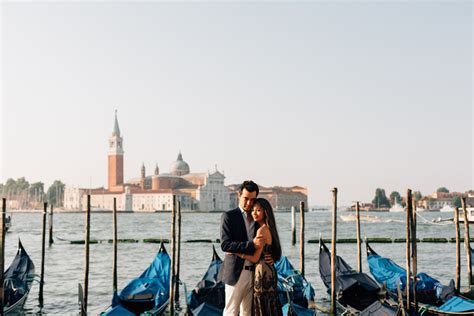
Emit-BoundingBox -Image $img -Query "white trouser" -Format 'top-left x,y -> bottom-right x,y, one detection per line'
223,269 -> 254,316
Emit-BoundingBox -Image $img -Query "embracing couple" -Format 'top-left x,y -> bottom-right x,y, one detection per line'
218,180 -> 283,316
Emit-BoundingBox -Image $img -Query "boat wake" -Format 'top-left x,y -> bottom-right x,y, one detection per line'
339,214 -> 382,223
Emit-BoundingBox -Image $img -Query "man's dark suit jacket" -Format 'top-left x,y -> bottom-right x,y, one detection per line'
218,207 -> 257,286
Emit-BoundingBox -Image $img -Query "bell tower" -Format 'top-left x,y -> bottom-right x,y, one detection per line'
108,110 -> 124,191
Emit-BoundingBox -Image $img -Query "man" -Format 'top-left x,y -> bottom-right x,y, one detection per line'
218,180 -> 263,316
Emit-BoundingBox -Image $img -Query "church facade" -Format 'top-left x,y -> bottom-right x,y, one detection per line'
64,112 -> 230,212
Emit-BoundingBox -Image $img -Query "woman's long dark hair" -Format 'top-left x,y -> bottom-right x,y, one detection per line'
254,198 -> 282,262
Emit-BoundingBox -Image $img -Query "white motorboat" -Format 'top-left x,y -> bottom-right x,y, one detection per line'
389,203 -> 404,212
440,205 -> 455,213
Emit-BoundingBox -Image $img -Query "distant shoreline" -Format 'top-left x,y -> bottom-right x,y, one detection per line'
5,209 -> 226,214
4,208 -> 319,214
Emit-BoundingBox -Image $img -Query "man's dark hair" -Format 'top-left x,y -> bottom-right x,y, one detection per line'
239,180 -> 259,196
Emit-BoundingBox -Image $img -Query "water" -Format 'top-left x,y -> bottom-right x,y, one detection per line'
4,210 -> 467,315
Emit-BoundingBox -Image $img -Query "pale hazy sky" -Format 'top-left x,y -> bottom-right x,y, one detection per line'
1,1 -> 472,205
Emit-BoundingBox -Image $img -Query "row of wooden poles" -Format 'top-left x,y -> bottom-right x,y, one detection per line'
81,195 -> 183,315
327,189 -> 472,315
0,198 -> 54,315
1,191 -> 471,315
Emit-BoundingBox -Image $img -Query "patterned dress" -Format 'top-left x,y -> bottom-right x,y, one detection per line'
253,245 -> 283,316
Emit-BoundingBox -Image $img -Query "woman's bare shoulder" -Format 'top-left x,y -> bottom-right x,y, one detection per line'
257,225 -> 271,237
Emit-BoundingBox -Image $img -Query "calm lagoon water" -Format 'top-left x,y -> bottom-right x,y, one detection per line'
4,210 -> 468,315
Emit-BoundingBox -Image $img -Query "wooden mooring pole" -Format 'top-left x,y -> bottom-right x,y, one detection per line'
455,206 -> 461,292
113,198 -> 118,292
174,201 -> 181,308
39,202 -> 47,307
0,198 -> 6,314
356,201 -> 362,273
411,199 -> 418,313
462,197 -> 472,287
169,195 -> 176,315
330,188 -> 337,315
291,206 -> 296,245
49,204 -> 54,245
299,201 -> 305,276
84,195 -> 91,312
405,189 -> 412,314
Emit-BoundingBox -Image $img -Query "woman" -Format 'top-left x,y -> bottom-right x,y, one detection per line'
236,198 -> 283,316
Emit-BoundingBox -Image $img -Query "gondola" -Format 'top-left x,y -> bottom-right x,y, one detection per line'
4,239 -> 35,314
101,242 -> 171,315
318,238 -> 399,315
186,245 -> 224,316
366,241 -> 474,315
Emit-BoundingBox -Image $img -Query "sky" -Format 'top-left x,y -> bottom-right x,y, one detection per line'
1,1 -> 472,206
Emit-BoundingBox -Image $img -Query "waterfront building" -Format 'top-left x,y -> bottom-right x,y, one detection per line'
418,191 -> 463,210
63,186 -> 86,210
64,112 -> 231,212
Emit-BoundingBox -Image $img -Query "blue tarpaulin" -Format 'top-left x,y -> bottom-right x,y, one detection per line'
367,252 -> 445,305
438,296 -> 474,312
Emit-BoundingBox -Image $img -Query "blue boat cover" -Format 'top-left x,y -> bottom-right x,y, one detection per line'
437,296 -> 474,312
275,255 -> 315,308
367,253 -> 406,293
367,252 -> 449,305
103,243 -> 170,315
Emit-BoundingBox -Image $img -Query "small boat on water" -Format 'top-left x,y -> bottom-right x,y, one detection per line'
389,204 -> 404,213
436,207 -> 474,223
101,242 -> 171,315
4,239 -> 35,314
318,238 -> 399,315
366,242 -> 474,315
440,205 -> 455,213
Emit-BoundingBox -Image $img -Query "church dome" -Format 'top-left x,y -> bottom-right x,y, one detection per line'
170,152 -> 190,176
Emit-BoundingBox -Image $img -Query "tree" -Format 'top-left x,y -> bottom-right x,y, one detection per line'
29,182 -> 45,202
452,196 -> 462,208
15,177 -> 29,191
389,191 -> 402,206
4,178 -> 17,196
372,188 -> 390,208
46,180 -> 65,207
437,187 -> 449,193
413,191 -> 422,203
